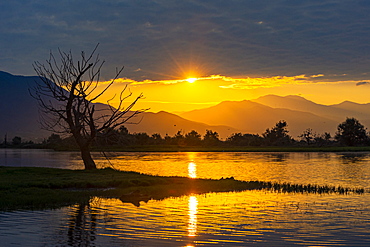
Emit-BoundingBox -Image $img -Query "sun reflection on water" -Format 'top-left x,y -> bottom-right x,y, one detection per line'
187,195 -> 198,237
188,162 -> 197,178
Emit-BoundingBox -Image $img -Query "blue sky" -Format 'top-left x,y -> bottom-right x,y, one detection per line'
2,0 -> 370,82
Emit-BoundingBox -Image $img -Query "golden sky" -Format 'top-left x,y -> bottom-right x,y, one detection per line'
3,1 -> 370,102
95,74 -> 370,113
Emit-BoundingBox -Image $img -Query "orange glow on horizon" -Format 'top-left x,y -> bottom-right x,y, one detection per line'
88,74 -> 370,113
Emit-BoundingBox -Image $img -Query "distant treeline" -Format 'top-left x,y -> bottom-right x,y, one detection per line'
1,117 -> 369,149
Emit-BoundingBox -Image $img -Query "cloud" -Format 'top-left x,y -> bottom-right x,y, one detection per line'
2,0 -> 370,81
143,100 -> 219,105
101,74 -> 329,89
356,81 -> 370,86
100,77 -> 188,86
218,75 -> 317,89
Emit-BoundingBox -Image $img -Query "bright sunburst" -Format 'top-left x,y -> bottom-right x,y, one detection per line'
186,78 -> 197,83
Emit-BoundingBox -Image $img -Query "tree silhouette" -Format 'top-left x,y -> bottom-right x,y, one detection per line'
314,132 -> 332,146
226,133 -> 262,146
263,120 -> 292,146
203,129 -> 220,146
173,130 -> 185,146
184,130 -> 202,146
335,117 -> 368,146
151,133 -> 163,145
132,132 -> 150,145
226,133 -> 244,145
12,136 -> 22,146
31,45 -> 144,169
298,128 -> 315,145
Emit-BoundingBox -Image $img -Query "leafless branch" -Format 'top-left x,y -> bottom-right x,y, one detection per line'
30,45 -> 145,169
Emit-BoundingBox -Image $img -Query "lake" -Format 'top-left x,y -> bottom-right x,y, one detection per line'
1,149 -> 370,246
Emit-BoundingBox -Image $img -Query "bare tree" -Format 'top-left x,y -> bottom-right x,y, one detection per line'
31,45 -> 144,169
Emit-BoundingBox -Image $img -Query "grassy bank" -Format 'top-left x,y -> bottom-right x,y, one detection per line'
0,166 -> 263,211
1,166 -> 365,211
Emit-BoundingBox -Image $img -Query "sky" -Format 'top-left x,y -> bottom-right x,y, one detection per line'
2,0 -> 370,112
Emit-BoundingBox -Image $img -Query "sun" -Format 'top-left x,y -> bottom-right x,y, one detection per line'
186,78 -> 197,83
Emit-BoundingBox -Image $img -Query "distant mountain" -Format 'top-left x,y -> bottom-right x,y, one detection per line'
126,111 -> 238,138
330,101 -> 370,116
180,100 -> 337,137
251,95 -> 370,132
3,70 -> 370,141
0,71 -> 236,141
252,95 -> 353,122
0,71 -> 49,142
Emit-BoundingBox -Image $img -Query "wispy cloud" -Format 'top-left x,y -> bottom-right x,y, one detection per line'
101,74 -> 330,89
356,81 -> 370,86
100,77 -> 189,86
143,100 -> 220,105
2,0 -> 370,81
218,75 -> 320,89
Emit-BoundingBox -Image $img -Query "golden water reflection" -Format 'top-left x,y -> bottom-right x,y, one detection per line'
3,190 -> 369,246
3,151 -> 370,246
2,150 -> 370,189
188,162 -> 197,178
187,153 -> 197,178
187,195 -> 198,237
91,152 -> 370,189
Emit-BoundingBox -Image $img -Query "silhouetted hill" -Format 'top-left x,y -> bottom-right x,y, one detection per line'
331,101 -> 370,115
3,71 -> 370,141
251,95 -> 370,133
252,95 -> 354,122
180,100 -> 337,137
0,71 -> 49,141
126,111 -> 238,138
0,71 -> 236,141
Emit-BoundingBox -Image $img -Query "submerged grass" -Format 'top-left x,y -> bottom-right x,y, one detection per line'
0,166 -> 366,211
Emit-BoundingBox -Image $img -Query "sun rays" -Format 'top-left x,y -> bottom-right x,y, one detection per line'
186,78 -> 197,83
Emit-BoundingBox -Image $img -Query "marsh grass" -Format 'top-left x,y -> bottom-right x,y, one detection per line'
0,166 -> 366,211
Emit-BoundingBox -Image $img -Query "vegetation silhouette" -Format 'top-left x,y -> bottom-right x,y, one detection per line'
2,117 -> 370,150
335,117 -> 368,146
262,120 -> 292,146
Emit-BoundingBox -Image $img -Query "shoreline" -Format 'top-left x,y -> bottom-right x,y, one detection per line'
0,166 -> 365,211
3,145 -> 370,153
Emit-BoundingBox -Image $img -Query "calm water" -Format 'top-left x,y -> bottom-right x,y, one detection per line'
1,149 -> 370,246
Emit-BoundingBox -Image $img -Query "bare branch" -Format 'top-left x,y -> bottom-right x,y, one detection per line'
30,45 -> 144,170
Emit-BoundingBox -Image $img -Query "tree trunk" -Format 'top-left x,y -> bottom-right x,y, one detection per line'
80,145 -> 97,170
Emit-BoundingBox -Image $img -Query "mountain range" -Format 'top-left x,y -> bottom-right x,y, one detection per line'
180,95 -> 370,137
0,71 -> 236,141
1,70 -> 370,141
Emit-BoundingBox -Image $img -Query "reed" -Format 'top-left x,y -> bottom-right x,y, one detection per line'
256,181 -> 365,194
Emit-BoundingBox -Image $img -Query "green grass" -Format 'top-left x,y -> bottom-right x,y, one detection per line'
0,166 -> 263,211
